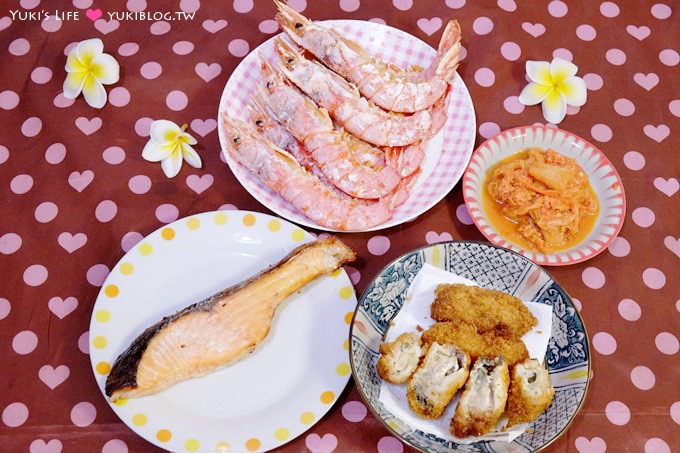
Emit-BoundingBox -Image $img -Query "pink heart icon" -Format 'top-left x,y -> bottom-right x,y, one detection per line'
86,8 -> 102,22
202,19 -> 228,33
190,118 -> 217,137
305,433 -> 338,453
664,236 -> 680,258
186,174 -> 214,194
416,17 -> 443,36
575,437 -> 606,453
58,232 -> 88,253
29,439 -> 63,453
68,170 -> 94,192
195,62 -> 222,82
75,117 -> 102,135
38,365 -> 70,389
633,72 -> 659,91
425,231 -> 453,244
643,124 -> 670,143
48,296 -> 78,319
522,22 -> 546,37
626,25 -> 651,41
654,177 -> 679,197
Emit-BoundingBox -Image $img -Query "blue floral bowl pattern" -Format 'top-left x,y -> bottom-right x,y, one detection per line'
349,241 -> 590,453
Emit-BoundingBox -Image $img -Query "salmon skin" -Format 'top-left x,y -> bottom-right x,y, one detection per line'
105,236 -> 356,401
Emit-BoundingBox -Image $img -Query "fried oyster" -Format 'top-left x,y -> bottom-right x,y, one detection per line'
376,332 -> 423,384
406,342 -> 471,418
451,356 -> 510,437
506,358 -> 555,427
431,283 -> 537,338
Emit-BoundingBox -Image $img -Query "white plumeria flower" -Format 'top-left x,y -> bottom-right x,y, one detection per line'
519,57 -> 587,124
63,38 -> 120,109
142,120 -> 201,178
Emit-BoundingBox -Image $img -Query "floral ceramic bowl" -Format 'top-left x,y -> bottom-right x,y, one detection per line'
349,241 -> 590,452
462,125 -> 626,266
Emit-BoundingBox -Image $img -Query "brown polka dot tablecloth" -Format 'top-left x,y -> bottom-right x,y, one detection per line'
1,0 -> 679,452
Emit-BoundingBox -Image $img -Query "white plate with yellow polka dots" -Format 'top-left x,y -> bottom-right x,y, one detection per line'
89,210 -> 357,452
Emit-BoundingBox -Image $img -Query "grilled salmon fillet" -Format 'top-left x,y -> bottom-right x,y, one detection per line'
105,236 -> 356,401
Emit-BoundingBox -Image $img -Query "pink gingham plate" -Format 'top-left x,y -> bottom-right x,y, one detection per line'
463,125 -> 626,266
217,19 -> 476,232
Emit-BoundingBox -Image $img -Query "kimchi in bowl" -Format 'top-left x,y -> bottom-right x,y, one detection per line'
462,125 -> 626,266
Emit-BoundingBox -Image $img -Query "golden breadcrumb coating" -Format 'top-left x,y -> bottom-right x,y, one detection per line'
431,284 -> 537,338
452,356 -> 510,437
377,332 -> 423,384
406,342 -> 470,418
506,358 -> 555,427
422,321 -> 529,366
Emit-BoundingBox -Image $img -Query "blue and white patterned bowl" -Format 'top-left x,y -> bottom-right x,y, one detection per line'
349,241 -> 590,453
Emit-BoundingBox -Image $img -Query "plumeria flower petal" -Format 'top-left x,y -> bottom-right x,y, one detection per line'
91,53 -> 120,85
542,89 -> 567,124
519,57 -> 587,124
63,38 -> 119,109
81,73 -> 108,109
526,60 -> 552,85
182,145 -> 202,168
557,76 -> 587,107
550,58 -> 578,82
63,72 -> 88,100
141,140 -> 173,162
142,120 -> 202,178
519,82 -> 553,106
161,149 -> 184,179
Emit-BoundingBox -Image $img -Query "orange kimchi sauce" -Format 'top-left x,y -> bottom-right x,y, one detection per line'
482,149 -> 600,254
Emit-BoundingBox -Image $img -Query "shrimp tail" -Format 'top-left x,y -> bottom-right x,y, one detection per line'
381,170 -> 420,210
434,20 -> 462,82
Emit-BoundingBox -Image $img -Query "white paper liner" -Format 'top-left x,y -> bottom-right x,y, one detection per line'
378,263 -> 553,444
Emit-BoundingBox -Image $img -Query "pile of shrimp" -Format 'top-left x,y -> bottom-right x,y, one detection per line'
486,148 -> 599,252
220,0 -> 463,231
